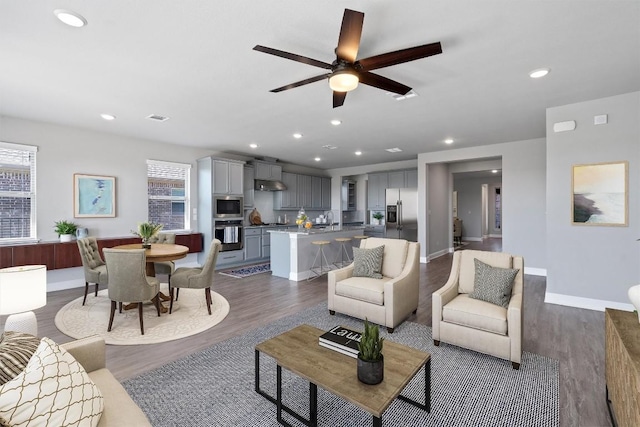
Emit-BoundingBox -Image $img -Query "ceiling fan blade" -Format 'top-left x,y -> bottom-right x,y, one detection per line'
333,91 -> 347,108
335,9 -> 364,63
357,71 -> 411,95
270,74 -> 331,93
253,45 -> 332,69
357,42 -> 442,71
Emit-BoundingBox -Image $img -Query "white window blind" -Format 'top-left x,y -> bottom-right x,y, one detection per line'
0,142 -> 37,241
147,160 -> 190,231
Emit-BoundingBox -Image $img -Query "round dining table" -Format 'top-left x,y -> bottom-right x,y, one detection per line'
111,243 -> 189,311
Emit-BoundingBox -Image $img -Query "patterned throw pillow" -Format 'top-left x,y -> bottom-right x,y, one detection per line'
0,337 -> 104,427
0,332 -> 41,386
353,245 -> 384,279
469,258 -> 519,308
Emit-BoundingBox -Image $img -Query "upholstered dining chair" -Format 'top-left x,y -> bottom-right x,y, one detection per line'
169,239 -> 221,315
103,248 -> 161,335
77,237 -> 108,305
148,232 -> 176,292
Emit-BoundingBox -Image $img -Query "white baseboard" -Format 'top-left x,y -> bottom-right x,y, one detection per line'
463,237 -> 483,242
427,248 -> 449,262
420,256 -> 428,264
488,234 -> 502,238
545,292 -> 634,312
524,267 -> 547,276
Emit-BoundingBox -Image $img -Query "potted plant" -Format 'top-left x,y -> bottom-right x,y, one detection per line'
357,318 -> 384,385
132,221 -> 163,248
372,211 -> 384,225
54,220 -> 78,242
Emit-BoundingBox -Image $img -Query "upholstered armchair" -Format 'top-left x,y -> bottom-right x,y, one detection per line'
432,249 -> 524,369
103,248 -> 160,335
148,232 -> 176,290
327,237 -> 420,333
169,239 -> 221,315
77,237 -> 108,305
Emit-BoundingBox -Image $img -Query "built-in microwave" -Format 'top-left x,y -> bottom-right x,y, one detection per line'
214,196 -> 243,218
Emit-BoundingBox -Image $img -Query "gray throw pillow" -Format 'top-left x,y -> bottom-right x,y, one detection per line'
353,245 -> 384,279
469,258 -> 519,308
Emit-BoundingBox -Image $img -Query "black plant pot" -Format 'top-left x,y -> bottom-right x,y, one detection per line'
357,354 -> 384,385
142,243 -> 151,249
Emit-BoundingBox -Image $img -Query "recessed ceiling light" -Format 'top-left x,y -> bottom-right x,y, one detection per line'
385,148 -> 403,153
529,68 -> 550,79
330,119 -> 342,126
100,113 -> 116,121
54,9 -> 87,27
444,138 -> 454,144
314,157 -> 321,162
492,169 -> 498,173
249,143 -> 259,149
355,151 -> 362,156
293,133 -> 303,139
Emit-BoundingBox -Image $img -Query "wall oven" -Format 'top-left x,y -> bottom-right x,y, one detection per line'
214,220 -> 244,252
214,196 -> 243,218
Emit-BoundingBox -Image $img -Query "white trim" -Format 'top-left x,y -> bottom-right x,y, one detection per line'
463,237 -> 483,242
420,256 -> 429,264
146,159 -> 191,168
427,248 -> 449,261
524,267 -> 547,276
488,234 -> 502,238
545,292 -> 634,312
0,141 -> 38,152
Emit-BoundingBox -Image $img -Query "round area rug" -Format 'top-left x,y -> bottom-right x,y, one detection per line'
54,284 -> 229,345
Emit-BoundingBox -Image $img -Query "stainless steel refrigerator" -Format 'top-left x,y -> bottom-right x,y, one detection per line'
385,188 -> 418,241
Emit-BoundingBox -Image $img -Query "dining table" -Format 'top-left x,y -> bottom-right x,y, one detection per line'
111,243 -> 189,311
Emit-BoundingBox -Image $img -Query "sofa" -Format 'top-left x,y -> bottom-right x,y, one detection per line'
61,336 -> 151,426
327,237 -> 420,333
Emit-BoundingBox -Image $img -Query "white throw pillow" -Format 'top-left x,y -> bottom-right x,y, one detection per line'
0,337 -> 104,427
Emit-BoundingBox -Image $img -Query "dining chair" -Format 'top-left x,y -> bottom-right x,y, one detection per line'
148,232 -> 177,292
169,239 -> 221,315
103,248 -> 161,335
77,237 -> 108,305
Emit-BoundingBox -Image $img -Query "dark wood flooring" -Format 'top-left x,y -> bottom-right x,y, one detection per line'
13,238 -> 609,427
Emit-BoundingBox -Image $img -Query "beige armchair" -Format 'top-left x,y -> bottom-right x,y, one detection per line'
103,248 -> 161,335
432,249 -> 524,369
327,237 -> 420,333
77,237 -> 108,305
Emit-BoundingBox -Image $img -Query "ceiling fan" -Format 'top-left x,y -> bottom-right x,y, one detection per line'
253,8 -> 442,108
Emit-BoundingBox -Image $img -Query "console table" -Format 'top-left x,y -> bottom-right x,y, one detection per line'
605,308 -> 640,427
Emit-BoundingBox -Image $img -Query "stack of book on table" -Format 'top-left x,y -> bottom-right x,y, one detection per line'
318,325 -> 362,358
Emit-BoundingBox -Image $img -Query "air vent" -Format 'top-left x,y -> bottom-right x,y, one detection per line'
146,114 -> 170,122
385,147 -> 403,153
322,144 -> 338,150
387,90 -> 418,101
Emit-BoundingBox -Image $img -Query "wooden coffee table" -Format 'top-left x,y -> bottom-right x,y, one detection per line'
255,324 -> 430,426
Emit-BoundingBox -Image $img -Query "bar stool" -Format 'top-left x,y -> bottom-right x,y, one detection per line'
333,237 -> 352,268
352,235 -> 368,249
308,240 -> 332,281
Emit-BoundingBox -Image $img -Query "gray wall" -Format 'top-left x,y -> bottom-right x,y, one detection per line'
427,163 -> 450,258
546,91 -> 640,305
454,176 -> 502,240
418,138 -> 546,270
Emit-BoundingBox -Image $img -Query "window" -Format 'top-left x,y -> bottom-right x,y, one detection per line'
0,142 -> 37,241
147,160 -> 190,231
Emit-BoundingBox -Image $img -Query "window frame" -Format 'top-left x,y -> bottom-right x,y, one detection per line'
0,141 -> 38,243
146,159 -> 191,232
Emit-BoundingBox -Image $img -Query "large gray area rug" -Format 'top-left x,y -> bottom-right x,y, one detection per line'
123,304 -> 558,426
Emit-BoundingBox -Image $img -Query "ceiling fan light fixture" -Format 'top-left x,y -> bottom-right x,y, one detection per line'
329,71 -> 359,92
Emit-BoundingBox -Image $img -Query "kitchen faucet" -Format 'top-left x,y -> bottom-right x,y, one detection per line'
324,210 -> 334,228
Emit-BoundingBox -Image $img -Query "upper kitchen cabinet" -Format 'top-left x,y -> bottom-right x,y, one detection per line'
389,169 -> 418,188
243,165 -> 255,208
211,158 -> 244,195
342,180 -> 356,211
405,169 -> 418,188
367,172 -> 388,210
321,177 -> 331,210
254,161 -> 282,181
274,173 -> 331,210
298,174 -> 312,208
273,171 -> 298,209
311,176 -> 323,209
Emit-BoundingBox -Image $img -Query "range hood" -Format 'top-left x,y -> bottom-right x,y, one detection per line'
254,179 -> 287,191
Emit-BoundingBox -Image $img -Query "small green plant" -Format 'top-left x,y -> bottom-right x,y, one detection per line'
54,220 -> 78,236
132,221 -> 163,242
372,211 -> 384,220
358,318 -> 384,362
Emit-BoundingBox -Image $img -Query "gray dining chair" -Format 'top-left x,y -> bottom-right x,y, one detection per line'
148,232 -> 176,292
103,248 -> 161,335
169,239 -> 221,315
77,237 -> 108,305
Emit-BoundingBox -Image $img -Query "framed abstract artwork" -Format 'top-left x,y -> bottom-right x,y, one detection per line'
571,161 -> 627,226
74,174 -> 116,218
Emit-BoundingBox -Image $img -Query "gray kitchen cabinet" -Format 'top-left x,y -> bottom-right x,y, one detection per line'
243,165 -> 255,208
388,171 -> 405,189
274,171 -> 298,209
244,232 -> 261,261
405,169 -> 418,188
254,161 -> 282,181
213,159 -> 244,195
298,174 -> 312,208
342,180 -> 356,211
311,176 -> 323,209
261,228 -> 273,259
367,172 -> 388,210
321,177 -> 331,210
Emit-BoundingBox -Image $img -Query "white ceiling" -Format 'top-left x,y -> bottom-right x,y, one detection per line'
1,1 -> 638,170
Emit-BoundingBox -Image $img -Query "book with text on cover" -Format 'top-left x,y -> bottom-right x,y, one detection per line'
318,325 -> 362,356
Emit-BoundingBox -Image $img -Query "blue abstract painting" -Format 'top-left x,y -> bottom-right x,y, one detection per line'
74,174 -> 116,217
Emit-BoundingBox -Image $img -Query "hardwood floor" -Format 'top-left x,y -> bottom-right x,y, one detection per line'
12,238 -> 610,427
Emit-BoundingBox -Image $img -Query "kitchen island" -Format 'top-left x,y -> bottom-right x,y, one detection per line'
269,227 -> 364,281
